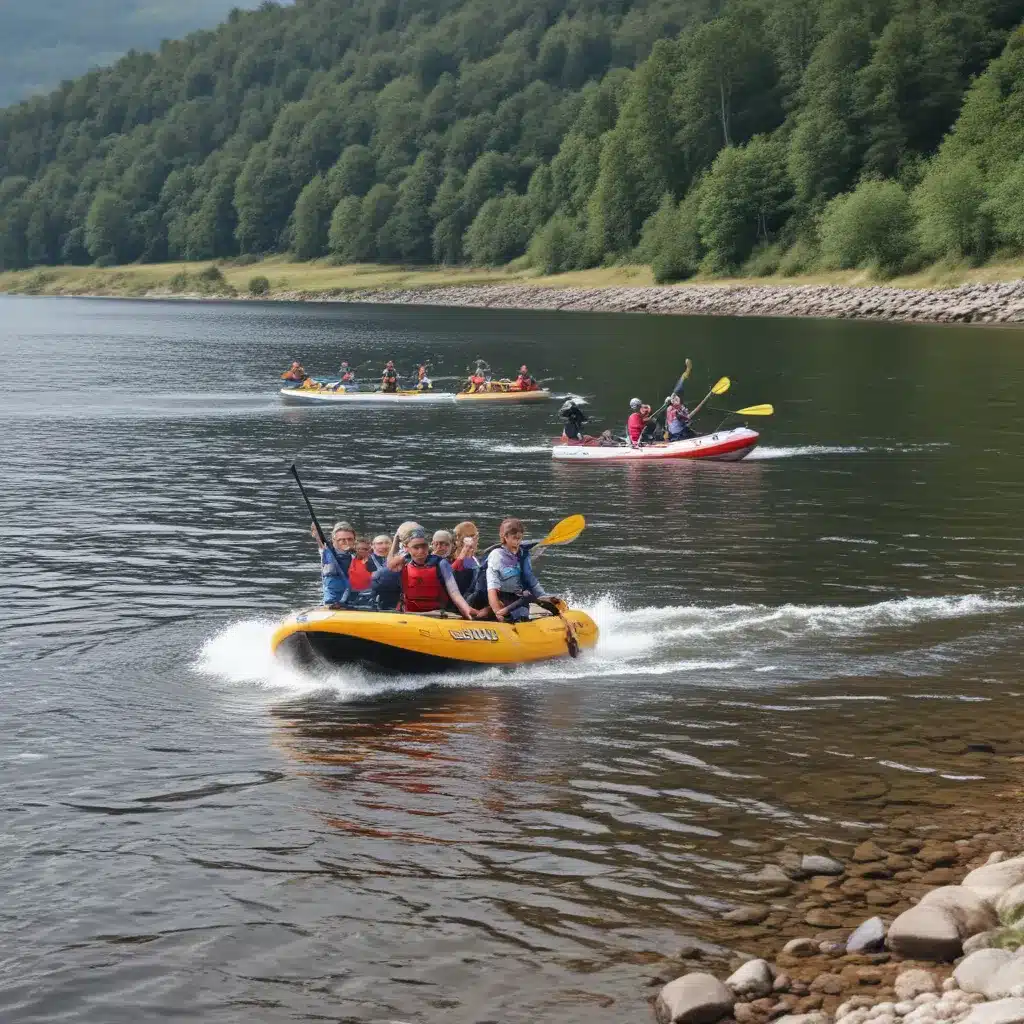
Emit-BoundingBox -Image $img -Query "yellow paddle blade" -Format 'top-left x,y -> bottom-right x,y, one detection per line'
735,403 -> 774,416
539,514 -> 585,547
711,376 -> 731,395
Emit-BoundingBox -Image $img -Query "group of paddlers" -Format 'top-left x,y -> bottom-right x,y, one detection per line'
462,359 -> 540,393
312,517 -> 560,623
281,358 -> 540,394
559,358 -> 698,447
280,359 -> 434,392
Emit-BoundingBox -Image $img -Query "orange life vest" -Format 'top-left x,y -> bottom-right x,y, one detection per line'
348,558 -> 373,592
400,558 -> 446,612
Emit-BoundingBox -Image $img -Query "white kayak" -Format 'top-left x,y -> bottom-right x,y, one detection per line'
280,385 -> 456,405
552,427 -> 759,462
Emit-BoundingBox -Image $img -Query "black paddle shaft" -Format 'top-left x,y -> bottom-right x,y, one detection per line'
289,464 -> 346,575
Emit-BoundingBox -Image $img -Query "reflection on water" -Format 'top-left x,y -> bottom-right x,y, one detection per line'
1,295 -> 1023,1023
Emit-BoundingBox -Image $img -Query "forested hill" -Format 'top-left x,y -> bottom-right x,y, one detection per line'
4,0 -> 1024,282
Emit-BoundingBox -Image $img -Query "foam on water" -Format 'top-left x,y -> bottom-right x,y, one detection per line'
750,442 -> 951,460
194,590 -> 1022,700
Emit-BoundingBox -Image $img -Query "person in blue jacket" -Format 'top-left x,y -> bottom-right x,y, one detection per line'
485,517 -> 547,623
312,520 -> 356,607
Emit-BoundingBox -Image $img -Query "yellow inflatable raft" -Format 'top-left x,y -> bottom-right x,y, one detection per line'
271,605 -> 598,674
455,387 -> 553,403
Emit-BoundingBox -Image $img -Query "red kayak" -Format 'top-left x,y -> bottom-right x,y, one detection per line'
552,427 -> 759,462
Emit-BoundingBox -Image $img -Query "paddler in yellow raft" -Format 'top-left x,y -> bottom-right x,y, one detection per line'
461,359 -> 540,394
271,466 -> 598,673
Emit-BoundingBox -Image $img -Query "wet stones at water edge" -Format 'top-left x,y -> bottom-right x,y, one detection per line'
310,281 -> 1024,326
655,853 -> 1024,1024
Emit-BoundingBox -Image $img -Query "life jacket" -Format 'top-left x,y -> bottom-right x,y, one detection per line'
627,411 -> 645,445
515,374 -> 536,391
348,558 -> 373,592
340,371 -> 354,383
321,548 -> 352,605
400,556 -> 448,612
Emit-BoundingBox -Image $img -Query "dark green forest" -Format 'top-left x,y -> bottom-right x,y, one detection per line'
3,0 -> 1024,281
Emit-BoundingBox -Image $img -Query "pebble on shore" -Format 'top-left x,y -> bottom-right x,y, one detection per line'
655,851 -> 1024,1024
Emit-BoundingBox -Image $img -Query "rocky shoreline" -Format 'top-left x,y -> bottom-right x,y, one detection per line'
14,277 -> 1024,325
308,280 -> 1024,325
653,835 -> 1024,1024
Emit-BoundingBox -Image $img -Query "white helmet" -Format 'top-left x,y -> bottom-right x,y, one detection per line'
629,397 -> 642,411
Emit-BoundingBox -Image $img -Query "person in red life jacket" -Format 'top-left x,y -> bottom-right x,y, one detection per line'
346,536 -> 375,608
281,360 -> 307,382
513,365 -> 538,391
665,393 -> 695,441
626,397 -> 651,446
387,527 -> 479,617
380,360 -> 399,393
339,361 -> 355,383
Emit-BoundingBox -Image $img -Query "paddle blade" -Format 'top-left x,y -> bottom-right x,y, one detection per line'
735,403 -> 774,416
540,514 -> 585,547
711,376 -> 731,396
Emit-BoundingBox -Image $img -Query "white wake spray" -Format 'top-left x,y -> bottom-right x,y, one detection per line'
193,590 -> 1021,700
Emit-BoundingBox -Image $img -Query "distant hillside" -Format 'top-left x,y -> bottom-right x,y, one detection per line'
3,0 -> 1024,281
0,1 -> 268,106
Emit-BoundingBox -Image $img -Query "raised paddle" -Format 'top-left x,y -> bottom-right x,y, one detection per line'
481,514 -> 586,562
289,463 -> 347,574
687,376 -> 731,420
709,403 -> 775,417
645,360 -> 696,423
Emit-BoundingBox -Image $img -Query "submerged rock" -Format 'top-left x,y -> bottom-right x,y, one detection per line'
803,855 -> 845,877
724,905 -> 771,925
894,969 -> 939,1001
783,938 -> 819,957
847,917 -> 888,954
656,972 -> 736,1024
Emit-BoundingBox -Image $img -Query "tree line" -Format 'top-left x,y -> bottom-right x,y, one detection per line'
3,0 -> 1024,281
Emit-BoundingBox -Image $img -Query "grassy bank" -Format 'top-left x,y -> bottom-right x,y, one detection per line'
4,256 -> 1024,301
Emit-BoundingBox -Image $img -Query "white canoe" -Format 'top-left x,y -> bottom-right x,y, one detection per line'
280,386 -> 456,405
552,427 -> 759,462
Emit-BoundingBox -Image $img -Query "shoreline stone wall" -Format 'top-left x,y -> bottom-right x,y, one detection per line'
18,278 -> 1024,325
313,281 -> 1024,325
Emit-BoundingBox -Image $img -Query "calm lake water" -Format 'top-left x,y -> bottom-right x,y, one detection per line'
1,295 -> 1022,1023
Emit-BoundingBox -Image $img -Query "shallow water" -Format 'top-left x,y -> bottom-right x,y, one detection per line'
1,295 -> 1022,1022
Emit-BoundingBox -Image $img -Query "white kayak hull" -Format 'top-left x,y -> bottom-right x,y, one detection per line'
552,427 -> 759,462
280,387 -> 456,405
